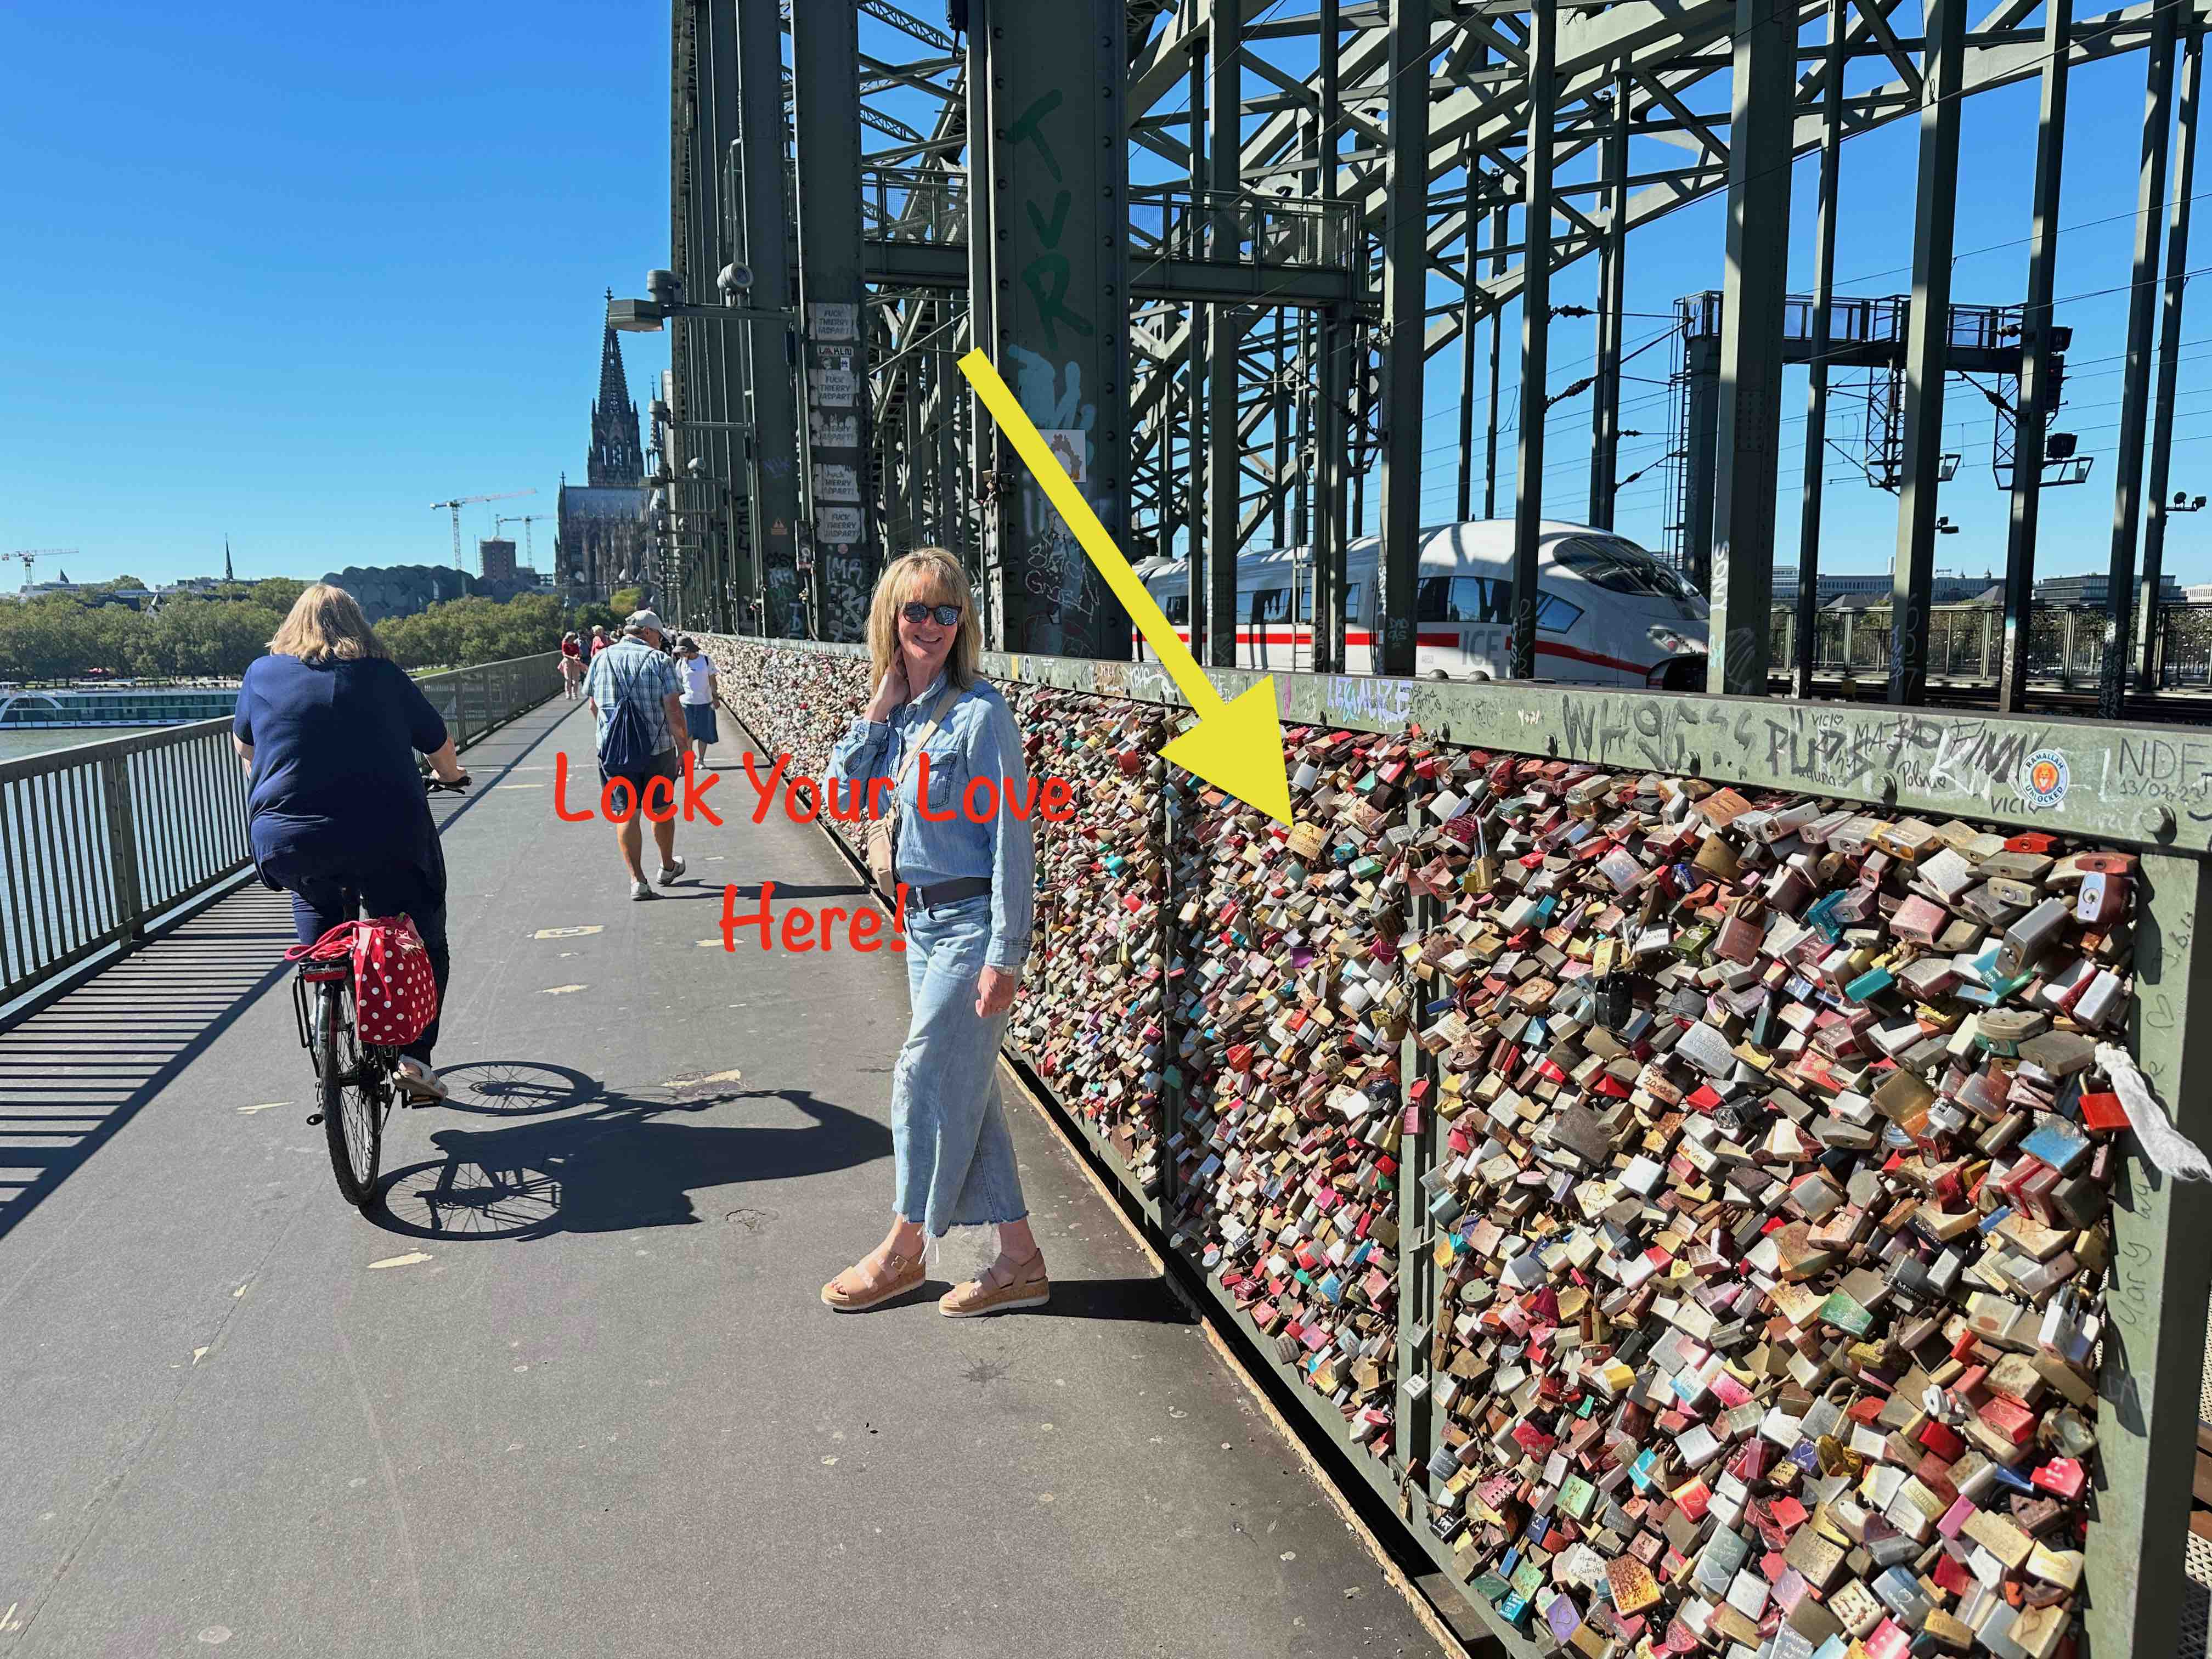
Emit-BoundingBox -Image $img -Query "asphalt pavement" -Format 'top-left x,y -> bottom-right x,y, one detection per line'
0,695 -> 1440,1659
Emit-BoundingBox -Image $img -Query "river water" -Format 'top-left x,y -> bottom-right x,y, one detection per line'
0,726 -> 176,765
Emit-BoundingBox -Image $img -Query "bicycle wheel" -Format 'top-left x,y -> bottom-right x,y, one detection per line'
319,980 -> 380,1209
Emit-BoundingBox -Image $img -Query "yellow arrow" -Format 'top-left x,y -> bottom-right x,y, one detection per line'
957,349 -> 1292,825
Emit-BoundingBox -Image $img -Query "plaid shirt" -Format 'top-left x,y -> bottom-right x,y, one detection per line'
584,636 -> 680,756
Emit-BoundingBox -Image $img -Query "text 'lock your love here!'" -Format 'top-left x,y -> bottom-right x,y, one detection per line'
549,750 -> 1077,826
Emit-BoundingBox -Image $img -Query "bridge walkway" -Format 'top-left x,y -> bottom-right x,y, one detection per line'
0,696 -> 1439,1658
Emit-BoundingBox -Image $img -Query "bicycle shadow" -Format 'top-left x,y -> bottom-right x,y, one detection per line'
373,1060 -> 889,1242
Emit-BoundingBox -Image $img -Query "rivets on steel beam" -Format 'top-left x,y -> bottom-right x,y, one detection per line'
2143,805 -> 2176,841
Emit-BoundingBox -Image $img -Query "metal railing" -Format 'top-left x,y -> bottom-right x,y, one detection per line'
860,164 -> 968,244
1767,599 -> 2212,687
1127,185 -> 1358,273
0,652 -> 560,1011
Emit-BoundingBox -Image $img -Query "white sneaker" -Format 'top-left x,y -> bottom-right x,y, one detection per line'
631,877 -> 656,901
394,1057 -> 450,1103
657,855 -> 686,887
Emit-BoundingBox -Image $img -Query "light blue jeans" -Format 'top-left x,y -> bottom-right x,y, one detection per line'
894,894 -> 1028,1239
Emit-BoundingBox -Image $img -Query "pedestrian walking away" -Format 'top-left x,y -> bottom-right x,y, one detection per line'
674,635 -> 719,766
583,608 -> 689,901
232,583 -> 468,1102
821,547 -> 1047,1318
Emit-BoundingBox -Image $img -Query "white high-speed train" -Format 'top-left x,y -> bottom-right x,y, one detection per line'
1135,520 -> 1711,689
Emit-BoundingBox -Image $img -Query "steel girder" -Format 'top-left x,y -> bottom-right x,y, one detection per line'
742,1 -> 2193,637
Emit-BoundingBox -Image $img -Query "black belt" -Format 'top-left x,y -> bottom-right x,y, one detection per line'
905,875 -> 991,910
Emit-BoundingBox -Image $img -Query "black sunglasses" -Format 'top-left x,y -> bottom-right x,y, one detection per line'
901,601 -> 962,627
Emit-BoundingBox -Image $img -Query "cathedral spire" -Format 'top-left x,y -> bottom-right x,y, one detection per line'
588,292 -> 645,488
224,538 -> 234,582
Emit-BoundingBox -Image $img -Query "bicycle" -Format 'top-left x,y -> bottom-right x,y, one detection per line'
292,774 -> 469,1210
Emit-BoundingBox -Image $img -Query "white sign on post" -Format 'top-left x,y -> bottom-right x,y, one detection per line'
808,410 -> 859,448
812,462 -> 862,504
815,506 -> 863,543
809,301 -> 858,342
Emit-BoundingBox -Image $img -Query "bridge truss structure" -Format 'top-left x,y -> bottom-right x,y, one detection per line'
648,0 -> 2203,719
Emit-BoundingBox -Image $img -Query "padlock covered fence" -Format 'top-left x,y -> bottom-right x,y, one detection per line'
707,635 -> 2212,1659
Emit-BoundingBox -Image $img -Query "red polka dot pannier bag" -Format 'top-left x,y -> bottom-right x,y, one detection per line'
283,915 -> 438,1047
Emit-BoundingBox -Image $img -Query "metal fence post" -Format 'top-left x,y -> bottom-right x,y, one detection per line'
1153,740 -> 1178,1239
1396,874 -> 1437,1499
2084,849 -> 2212,1659
98,752 -> 145,946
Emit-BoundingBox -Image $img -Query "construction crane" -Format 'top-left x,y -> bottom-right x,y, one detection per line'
430,490 -> 533,570
494,514 -> 554,571
10,549 -> 77,592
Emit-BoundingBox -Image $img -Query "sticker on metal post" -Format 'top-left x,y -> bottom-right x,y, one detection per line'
1039,429 -> 1087,484
2020,749 -> 2070,811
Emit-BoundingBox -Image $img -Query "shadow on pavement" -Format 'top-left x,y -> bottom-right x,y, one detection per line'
374,1065 -> 892,1242
1018,1275 -> 1194,1324
0,888 -> 304,1242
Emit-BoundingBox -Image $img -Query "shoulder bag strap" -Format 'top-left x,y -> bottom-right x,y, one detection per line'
889,686 -> 964,797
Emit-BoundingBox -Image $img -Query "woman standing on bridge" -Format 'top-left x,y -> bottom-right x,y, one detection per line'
560,631 -> 585,700
820,548 -> 1047,1317
233,584 -> 469,1102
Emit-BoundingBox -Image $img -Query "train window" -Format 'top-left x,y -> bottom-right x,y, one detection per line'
1251,588 -> 1292,620
1417,576 -> 1452,621
1553,536 -> 1697,600
1535,590 -> 1585,632
1345,585 -> 1363,620
1454,575 -> 1512,623
1162,591 -> 1189,624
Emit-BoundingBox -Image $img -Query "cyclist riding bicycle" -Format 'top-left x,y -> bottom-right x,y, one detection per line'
233,583 -> 468,1102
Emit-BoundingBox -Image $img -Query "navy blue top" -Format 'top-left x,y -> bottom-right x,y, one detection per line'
233,654 -> 448,873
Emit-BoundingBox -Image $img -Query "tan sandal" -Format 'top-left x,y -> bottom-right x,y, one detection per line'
821,1247 -> 926,1312
939,1251 -> 1051,1317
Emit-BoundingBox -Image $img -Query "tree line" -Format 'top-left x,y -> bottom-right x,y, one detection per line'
0,578 -> 638,681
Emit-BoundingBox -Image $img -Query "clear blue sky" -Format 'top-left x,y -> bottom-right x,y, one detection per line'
0,0 -> 670,588
5,3 -> 2207,591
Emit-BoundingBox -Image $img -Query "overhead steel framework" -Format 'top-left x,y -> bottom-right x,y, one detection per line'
651,0 -> 2204,706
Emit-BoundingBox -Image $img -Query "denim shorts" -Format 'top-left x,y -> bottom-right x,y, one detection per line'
891,893 -> 1027,1237
599,747 -> 681,815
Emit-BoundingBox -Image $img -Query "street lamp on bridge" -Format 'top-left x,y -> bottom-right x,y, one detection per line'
606,268 -> 791,333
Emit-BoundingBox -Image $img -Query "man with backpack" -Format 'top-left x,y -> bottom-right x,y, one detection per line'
583,609 -> 690,900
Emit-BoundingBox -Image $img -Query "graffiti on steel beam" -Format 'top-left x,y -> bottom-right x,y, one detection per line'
822,552 -> 871,642
1006,91 -> 1096,354
1323,675 -> 1413,731
2103,732 -> 2212,820
1008,343 -> 1104,657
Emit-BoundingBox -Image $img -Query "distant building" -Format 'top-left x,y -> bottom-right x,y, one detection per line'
321,564 -> 475,624
1771,569 -> 1998,606
154,576 -> 230,600
479,537 -> 517,583
4,579 -> 157,610
2033,571 -> 2186,606
555,303 -> 650,605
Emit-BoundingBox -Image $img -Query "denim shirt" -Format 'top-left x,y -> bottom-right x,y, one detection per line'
827,668 -> 1035,971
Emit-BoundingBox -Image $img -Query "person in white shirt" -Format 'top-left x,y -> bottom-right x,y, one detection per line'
674,636 -> 719,766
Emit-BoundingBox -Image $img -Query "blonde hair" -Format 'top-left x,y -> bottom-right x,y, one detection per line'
268,583 -> 387,665
867,548 -> 981,693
